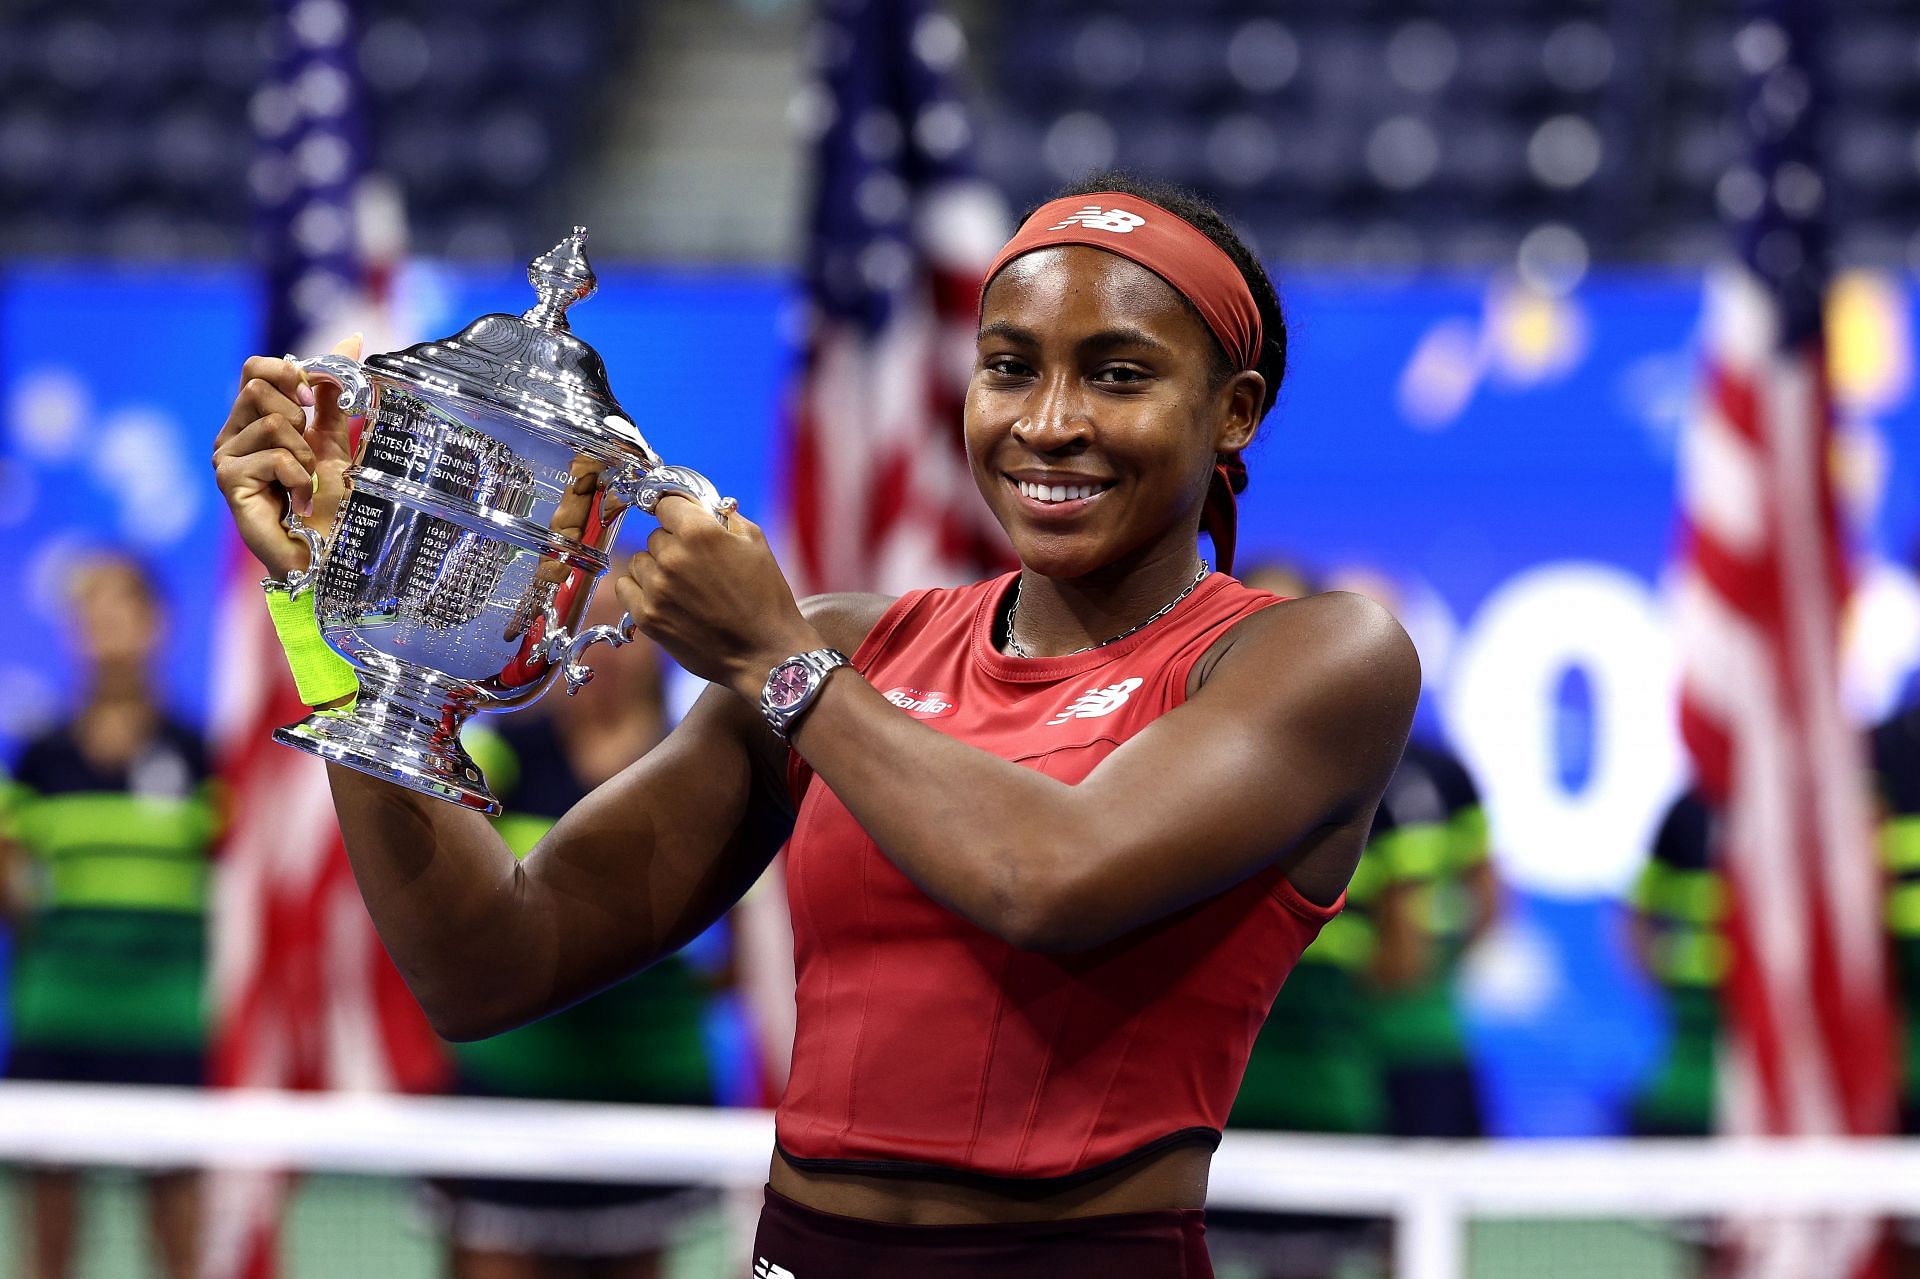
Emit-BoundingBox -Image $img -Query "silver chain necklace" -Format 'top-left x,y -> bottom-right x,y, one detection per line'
1004,560 -> 1210,659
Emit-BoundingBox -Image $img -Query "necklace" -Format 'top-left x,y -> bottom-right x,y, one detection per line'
1004,560 -> 1210,659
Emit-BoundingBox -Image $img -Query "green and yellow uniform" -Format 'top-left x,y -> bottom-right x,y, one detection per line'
1873,707 -> 1920,1129
1627,790 -> 1723,1137
1369,740 -> 1488,1136
2,720 -> 218,1084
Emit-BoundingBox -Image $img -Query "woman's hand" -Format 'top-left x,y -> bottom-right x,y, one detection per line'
211,334 -> 362,580
612,496 -> 824,700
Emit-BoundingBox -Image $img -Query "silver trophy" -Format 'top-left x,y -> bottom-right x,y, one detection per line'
273,227 -> 729,814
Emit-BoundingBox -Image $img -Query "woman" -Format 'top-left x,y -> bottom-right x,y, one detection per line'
212,175 -> 1417,1277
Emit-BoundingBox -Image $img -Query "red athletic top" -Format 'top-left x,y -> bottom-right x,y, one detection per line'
776,571 -> 1344,1184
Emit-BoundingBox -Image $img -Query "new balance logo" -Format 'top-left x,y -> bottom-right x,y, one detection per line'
1048,677 -> 1144,725
754,1260 -> 795,1279
1047,205 -> 1146,234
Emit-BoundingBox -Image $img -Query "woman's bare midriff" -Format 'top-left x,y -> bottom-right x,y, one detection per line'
767,1142 -> 1213,1226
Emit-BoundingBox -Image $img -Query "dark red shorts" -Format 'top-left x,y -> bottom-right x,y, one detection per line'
750,1185 -> 1213,1278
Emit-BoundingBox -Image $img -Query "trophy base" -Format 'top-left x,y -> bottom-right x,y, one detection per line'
272,669 -> 501,815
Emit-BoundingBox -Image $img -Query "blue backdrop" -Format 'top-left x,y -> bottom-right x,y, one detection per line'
5,261 -> 1918,1134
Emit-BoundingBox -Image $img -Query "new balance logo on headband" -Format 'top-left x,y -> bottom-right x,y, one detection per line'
754,1260 -> 795,1279
1046,205 -> 1147,233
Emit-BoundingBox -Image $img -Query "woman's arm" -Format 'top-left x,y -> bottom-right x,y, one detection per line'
325,682 -> 794,1041
625,500 -> 1420,954
210,353 -> 834,1041
776,593 -> 1416,951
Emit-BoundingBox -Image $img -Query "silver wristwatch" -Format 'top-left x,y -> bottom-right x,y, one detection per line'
760,648 -> 850,744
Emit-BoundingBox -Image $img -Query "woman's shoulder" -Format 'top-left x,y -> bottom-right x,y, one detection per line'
798,575 -> 1009,660
799,591 -> 900,656
1194,589 -> 1419,704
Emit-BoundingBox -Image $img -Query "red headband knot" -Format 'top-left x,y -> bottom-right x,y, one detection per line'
982,192 -> 1264,373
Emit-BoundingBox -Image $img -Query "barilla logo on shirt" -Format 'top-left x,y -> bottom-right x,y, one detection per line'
882,686 -> 957,719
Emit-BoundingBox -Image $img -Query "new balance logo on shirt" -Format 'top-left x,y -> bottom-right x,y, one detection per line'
754,1259 -> 796,1279
1046,205 -> 1146,233
1048,677 -> 1144,725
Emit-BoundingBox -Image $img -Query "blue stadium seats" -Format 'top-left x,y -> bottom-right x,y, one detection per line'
0,0 -> 635,259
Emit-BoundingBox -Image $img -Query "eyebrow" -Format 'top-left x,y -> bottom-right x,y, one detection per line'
975,321 -> 1175,358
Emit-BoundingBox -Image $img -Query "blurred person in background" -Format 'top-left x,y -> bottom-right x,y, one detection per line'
1366,736 -> 1495,1139
1625,788 -> 1722,1141
0,554 -> 217,1279
423,588 -> 727,1279
1325,566 -> 1497,1138
1625,787 -> 1729,1276
1870,702 -> 1920,1279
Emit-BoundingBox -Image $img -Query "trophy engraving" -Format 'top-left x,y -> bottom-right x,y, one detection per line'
270,227 -> 731,814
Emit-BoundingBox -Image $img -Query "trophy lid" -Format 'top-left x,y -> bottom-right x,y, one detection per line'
364,227 -> 655,460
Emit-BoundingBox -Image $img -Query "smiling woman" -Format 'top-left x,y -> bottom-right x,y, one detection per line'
208,173 -> 1418,1279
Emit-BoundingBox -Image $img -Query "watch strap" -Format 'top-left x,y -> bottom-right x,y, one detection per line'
760,647 -> 850,744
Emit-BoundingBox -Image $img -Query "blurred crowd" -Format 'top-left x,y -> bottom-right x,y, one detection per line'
13,547 -> 1920,1279
0,550 -> 1499,1278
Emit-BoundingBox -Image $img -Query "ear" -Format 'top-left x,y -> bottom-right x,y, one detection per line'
1214,369 -> 1264,454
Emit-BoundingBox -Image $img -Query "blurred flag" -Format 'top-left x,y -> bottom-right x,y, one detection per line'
781,0 -> 1013,595
206,2 -> 442,1276
743,0 -> 1013,1103
1676,2 -> 1895,1276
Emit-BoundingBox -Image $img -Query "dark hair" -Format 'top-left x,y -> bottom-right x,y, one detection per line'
67,549 -> 163,611
1048,171 -> 1288,425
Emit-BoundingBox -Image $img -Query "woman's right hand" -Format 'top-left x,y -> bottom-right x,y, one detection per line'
211,334 -> 363,580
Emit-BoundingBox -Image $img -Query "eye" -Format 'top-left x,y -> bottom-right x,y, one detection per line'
1091,364 -> 1150,385
980,355 -> 1033,380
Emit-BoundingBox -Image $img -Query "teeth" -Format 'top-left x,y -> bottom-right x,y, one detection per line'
1017,480 -> 1102,503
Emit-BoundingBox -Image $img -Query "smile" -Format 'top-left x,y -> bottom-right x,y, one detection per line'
1013,478 -> 1112,505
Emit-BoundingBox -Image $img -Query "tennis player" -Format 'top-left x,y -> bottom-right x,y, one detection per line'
211,175 -> 1418,1277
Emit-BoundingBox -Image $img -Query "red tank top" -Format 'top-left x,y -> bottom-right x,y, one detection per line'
776,571 -> 1343,1184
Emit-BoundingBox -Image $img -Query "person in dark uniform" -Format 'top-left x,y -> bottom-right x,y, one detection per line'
0,554 -> 216,1279
1870,704 -> 1920,1279
1623,787 -> 1730,1275
1371,738 -> 1495,1139
1626,789 -> 1722,1140
423,591 -> 725,1279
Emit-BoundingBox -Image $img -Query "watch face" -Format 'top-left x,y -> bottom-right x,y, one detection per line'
768,661 -> 812,711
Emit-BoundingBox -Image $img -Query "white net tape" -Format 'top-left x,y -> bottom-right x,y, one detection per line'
5,1083 -> 1920,1279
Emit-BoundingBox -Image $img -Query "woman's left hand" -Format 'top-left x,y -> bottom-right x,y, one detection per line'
612,496 -> 824,699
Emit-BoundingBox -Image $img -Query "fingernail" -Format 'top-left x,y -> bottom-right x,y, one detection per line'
297,385 -> 316,407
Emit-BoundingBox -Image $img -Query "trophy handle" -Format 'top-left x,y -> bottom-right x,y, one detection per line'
275,498 -> 328,599
610,463 -> 737,526
284,352 -> 374,418
273,351 -> 369,598
533,603 -> 637,696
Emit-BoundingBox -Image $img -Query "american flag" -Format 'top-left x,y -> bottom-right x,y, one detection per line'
782,0 -> 1013,596
206,2 -> 442,1275
739,0 -> 1015,1100
1676,2 -> 1895,1275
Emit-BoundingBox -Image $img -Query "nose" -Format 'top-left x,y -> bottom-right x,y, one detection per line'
1010,375 -> 1091,455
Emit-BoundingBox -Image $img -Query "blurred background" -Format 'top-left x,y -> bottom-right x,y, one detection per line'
2,0 -> 1918,1276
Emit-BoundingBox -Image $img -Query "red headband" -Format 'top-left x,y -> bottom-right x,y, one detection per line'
982,192 -> 1263,371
